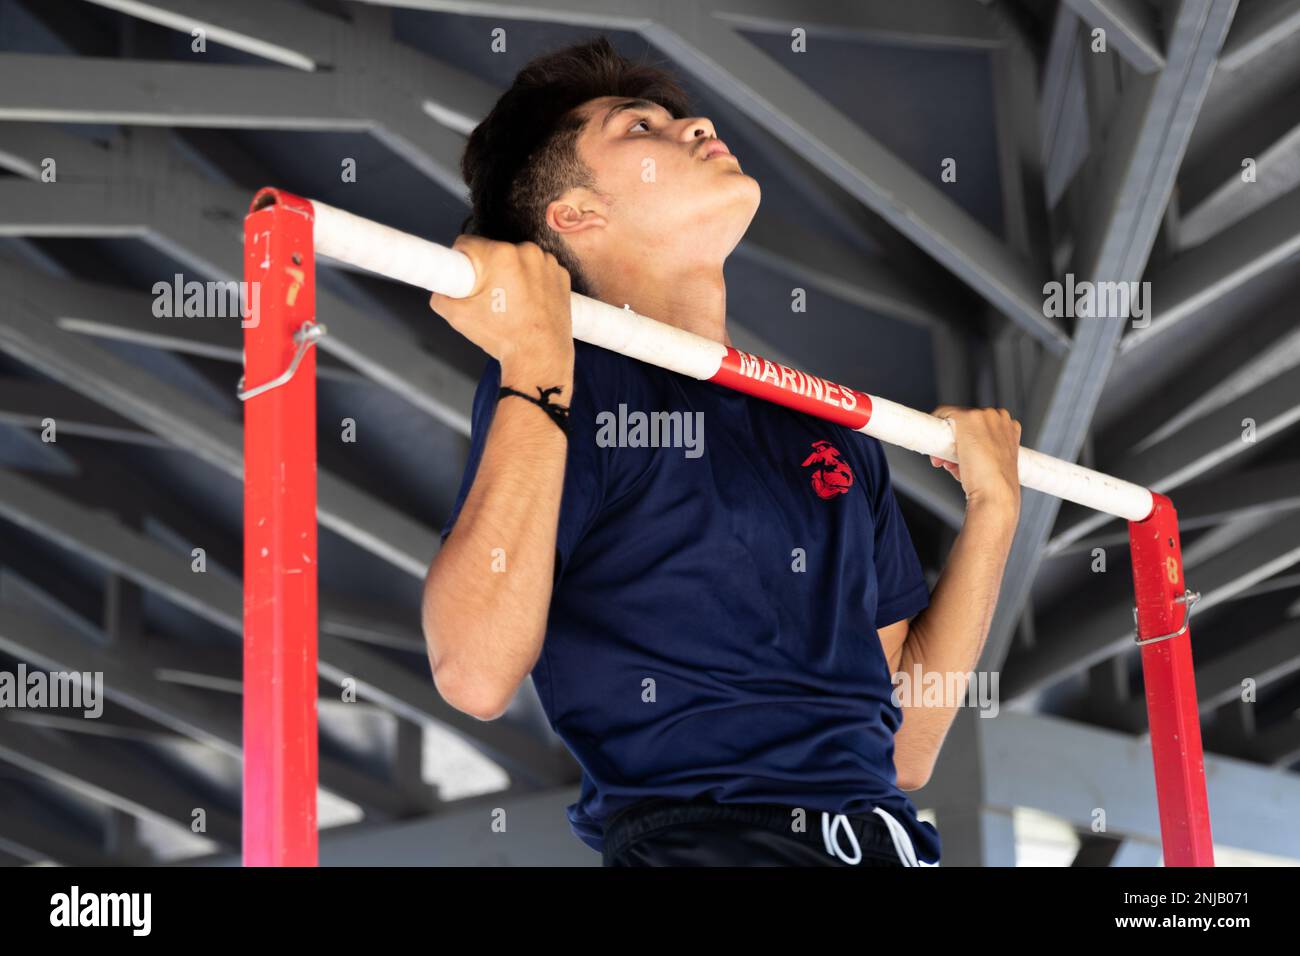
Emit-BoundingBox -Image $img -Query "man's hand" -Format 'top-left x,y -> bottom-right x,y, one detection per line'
428,235 -> 575,379
927,405 -> 1023,514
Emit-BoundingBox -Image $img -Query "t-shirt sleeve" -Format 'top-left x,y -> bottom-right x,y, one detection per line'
867,439 -> 932,629
439,350 -> 606,576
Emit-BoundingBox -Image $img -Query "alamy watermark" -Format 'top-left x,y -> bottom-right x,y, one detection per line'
595,403 -> 705,459
891,666 -> 1000,718
1042,273 -> 1152,327
50,886 -> 150,936
152,273 -> 261,328
0,665 -> 103,718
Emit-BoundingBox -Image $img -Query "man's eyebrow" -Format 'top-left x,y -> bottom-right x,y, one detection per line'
599,98 -> 661,130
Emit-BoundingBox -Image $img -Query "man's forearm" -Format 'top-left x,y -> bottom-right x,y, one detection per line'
892,499 -> 1018,781
422,357 -> 573,718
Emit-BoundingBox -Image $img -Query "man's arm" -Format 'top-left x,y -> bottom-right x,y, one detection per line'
883,406 -> 1022,790
421,236 -> 574,722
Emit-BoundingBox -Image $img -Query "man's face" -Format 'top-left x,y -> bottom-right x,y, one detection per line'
556,95 -> 761,264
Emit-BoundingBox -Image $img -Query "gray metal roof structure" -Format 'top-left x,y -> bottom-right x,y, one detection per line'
0,0 -> 1297,866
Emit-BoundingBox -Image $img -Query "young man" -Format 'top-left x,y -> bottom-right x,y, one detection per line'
423,37 -> 1023,867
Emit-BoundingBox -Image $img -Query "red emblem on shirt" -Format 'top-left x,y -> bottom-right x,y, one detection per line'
802,440 -> 854,499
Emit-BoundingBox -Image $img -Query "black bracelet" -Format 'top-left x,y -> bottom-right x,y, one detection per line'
498,385 -> 571,436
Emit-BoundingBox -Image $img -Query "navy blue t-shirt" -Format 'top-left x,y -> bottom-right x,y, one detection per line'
441,341 -> 940,863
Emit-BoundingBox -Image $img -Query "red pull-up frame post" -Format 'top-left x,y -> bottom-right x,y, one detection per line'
1129,495 -> 1213,865
241,192 -> 320,866
239,188 -> 1213,866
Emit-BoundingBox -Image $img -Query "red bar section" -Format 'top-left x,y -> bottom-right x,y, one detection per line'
1128,493 -> 1214,866
712,347 -> 873,430
242,190 -> 319,866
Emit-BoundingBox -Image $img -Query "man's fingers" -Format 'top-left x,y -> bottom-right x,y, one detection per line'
446,234 -> 496,299
930,459 -> 960,480
930,455 -> 960,479
428,289 -> 453,314
428,236 -> 496,314
428,285 -> 469,315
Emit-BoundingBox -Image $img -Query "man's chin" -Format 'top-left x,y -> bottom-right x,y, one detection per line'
712,166 -> 761,204
730,174 -> 762,221
720,182 -> 762,252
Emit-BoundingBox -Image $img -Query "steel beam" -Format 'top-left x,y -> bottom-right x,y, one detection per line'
702,90 -> 980,319
0,597 -> 418,820
195,785 -> 596,866
0,792 -> 131,866
1119,184 -> 1300,359
709,0 -> 1004,49
0,461 -> 570,787
359,0 -> 1067,352
0,378 -> 166,448
1050,364 -> 1300,552
1041,7 -> 1092,208
1177,81 -> 1300,248
1104,301 -> 1300,455
1122,616 -> 1300,726
0,51 -> 467,196
1051,461 -> 1300,557
979,0 -> 1239,672
927,706 -> 1300,859
0,718 -> 241,850
737,212 -> 955,332
928,710 -> 1300,858
1061,0 -> 1166,73
1254,714 -> 1300,767
0,294 -> 440,576
43,4 -> 980,410
1110,838 -> 1166,866
988,12 -> 1051,271
77,0 -> 338,71
648,6 -> 1068,353
0,180 -> 147,238
1218,0 -> 1300,70
0,127 -> 477,536
76,0 -> 496,129
0,53 -> 362,129
1003,510 -> 1300,701
0,256 -> 364,385
933,806 -> 1018,866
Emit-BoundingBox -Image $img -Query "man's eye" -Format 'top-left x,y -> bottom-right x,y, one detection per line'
629,118 -> 650,133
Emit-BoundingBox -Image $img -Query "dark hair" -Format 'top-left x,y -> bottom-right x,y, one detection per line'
460,36 -> 691,296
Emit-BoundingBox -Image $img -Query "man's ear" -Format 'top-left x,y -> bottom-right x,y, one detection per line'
546,188 -> 608,239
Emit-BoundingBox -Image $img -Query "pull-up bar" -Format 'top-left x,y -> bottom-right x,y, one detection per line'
241,187 -> 1214,866
307,192 -> 1156,520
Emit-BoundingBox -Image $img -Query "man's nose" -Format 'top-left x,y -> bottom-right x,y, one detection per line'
680,116 -> 717,142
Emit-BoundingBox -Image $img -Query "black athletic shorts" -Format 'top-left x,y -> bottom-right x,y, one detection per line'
600,797 -> 931,867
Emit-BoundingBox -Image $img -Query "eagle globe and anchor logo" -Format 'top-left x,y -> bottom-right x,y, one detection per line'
801,440 -> 855,500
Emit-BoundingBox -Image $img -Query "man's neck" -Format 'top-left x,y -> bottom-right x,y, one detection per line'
592,262 -> 730,346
